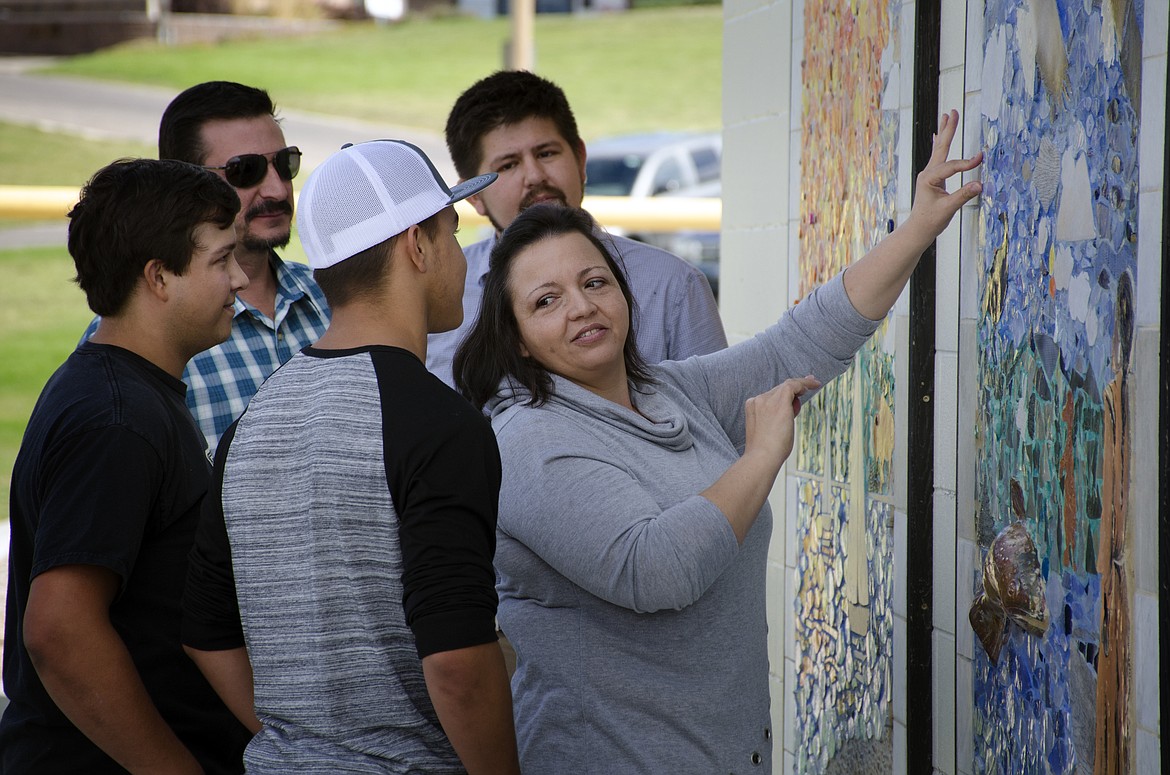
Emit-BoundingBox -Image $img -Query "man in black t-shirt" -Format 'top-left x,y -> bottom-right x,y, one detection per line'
0,159 -> 253,773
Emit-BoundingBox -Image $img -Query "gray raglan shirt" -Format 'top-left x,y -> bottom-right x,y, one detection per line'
486,272 -> 880,774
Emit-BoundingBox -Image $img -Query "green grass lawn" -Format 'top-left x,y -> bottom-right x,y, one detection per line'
0,122 -> 155,187
41,7 -> 722,139
1,6 -> 721,521
0,248 -> 96,518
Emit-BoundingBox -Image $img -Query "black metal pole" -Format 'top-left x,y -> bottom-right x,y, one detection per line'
908,1 -> 941,773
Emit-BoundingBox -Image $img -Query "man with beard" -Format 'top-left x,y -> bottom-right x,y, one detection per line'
428,70 -> 726,388
83,81 -> 330,455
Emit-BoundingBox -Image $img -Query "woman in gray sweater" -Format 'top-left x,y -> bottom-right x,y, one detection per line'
453,111 -> 980,774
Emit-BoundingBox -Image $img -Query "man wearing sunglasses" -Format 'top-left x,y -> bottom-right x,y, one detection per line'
83,81 -> 330,456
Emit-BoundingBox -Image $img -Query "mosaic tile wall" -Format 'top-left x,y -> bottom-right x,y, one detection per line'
971,0 -> 1141,772
791,1 -> 901,772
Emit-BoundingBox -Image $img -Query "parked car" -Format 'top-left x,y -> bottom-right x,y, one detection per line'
585,132 -> 722,297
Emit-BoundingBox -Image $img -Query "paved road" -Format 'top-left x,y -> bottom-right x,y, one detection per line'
0,59 -> 454,248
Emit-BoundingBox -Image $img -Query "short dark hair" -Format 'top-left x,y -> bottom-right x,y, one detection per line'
69,158 -> 240,317
453,205 -> 654,409
159,81 -> 278,164
312,211 -> 444,307
445,70 -> 584,180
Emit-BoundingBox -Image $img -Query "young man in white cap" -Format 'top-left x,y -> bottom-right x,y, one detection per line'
182,140 -> 521,774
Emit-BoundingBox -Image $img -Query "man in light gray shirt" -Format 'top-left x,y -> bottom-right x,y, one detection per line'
428,70 -> 726,388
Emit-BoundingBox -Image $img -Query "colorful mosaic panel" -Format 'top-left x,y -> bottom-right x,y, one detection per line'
794,1 -> 901,772
796,382 -> 827,476
972,0 -> 1140,772
826,364 -> 855,484
795,488 -> 894,772
861,319 -> 896,496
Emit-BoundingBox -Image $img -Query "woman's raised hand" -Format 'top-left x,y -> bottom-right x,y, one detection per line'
906,109 -> 983,242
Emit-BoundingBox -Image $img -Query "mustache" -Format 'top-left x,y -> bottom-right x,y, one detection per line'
519,185 -> 569,211
245,199 -> 293,221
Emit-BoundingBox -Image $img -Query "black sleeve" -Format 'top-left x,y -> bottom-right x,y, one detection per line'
377,355 -> 502,659
181,421 -> 245,650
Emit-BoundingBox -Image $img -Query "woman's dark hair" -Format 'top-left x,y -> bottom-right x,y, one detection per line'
453,204 -> 655,409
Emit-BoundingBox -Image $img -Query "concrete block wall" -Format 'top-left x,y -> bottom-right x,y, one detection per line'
723,0 -> 796,766
1132,0 -> 1167,770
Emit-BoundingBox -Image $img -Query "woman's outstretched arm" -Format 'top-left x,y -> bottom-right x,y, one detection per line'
843,110 -> 983,320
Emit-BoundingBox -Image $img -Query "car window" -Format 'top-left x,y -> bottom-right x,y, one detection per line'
584,154 -> 645,196
650,156 -> 685,195
691,147 -> 720,183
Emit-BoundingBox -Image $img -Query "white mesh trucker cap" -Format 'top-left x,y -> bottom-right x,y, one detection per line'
296,139 -> 496,270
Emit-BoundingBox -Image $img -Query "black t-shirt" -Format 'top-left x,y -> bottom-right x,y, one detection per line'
0,342 -> 250,774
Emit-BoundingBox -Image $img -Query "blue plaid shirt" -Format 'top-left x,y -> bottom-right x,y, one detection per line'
83,252 -> 330,456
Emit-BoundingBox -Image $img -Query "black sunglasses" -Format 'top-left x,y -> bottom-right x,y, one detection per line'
204,146 -> 302,189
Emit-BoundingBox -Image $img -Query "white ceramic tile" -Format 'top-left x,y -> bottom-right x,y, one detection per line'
723,14 -> 757,126
933,630 -> 957,773
958,203 -> 981,321
785,475 -> 799,568
783,657 -> 797,753
787,226 -> 802,304
783,750 -> 796,775
898,2 -> 916,103
1145,0 -> 1168,57
934,489 -> 958,633
897,105 -> 914,213
934,351 -> 960,492
893,719 -> 908,775
939,65 -> 966,121
956,321 -> 978,542
1133,591 -> 1159,732
724,0 -> 775,21
956,655 -> 974,775
766,562 -> 786,670
1136,188 -> 1163,327
769,673 -> 785,763
1138,54 -> 1166,192
1135,729 -> 1160,775
1133,327 -> 1159,594
893,508 -> 909,618
718,227 -> 791,337
963,0 -> 985,88
787,127 -> 802,223
940,0 -> 966,72
963,90 -> 983,158
894,318 -> 910,510
790,0 -> 809,122
893,613 -> 908,723
898,24 -> 916,111
768,493 -> 786,561
955,539 -> 977,659
724,5 -> 791,124
936,215 -> 962,354
722,119 -> 790,230
783,565 -> 796,665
